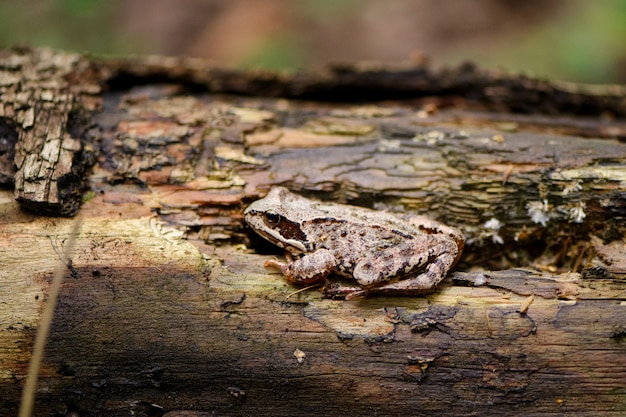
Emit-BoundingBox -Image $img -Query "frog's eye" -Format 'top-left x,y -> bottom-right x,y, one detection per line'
264,210 -> 281,226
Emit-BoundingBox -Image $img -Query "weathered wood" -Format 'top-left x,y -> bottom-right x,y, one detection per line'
4,47 -> 625,214
102,56 -> 626,117
0,47 -> 100,215
1,48 -> 626,416
1,208 -> 625,415
93,89 -> 625,278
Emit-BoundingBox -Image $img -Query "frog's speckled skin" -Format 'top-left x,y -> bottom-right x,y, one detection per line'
245,187 -> 464,298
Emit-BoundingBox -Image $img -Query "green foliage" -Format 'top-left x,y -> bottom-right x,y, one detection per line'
0,0 -> 142,54
0,0 -> 624,82
242,35 -> 307,70
299,0 -> 365,20
445,0 -> 626,83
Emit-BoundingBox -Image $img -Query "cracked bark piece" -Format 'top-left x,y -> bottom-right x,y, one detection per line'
1,47 -> 100,215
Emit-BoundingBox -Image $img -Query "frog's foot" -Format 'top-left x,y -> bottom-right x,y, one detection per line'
264,257 -> 287,271
264,257 -> 303,283
344,290 -> 367,300
341,282 -> 436,299
322,280 -> 365,300
263,251 -> 296,275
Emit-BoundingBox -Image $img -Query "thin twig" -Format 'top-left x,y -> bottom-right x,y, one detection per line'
286,283 -> 322,298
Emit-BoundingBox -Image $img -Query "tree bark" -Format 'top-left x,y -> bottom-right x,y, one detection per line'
0,47 -> 101,215
0,47 -> 625,416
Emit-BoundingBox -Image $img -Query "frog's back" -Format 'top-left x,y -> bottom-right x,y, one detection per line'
309,200 -> 421,235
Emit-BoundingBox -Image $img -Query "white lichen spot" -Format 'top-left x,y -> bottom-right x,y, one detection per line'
426,130 -> 445,143
377,139 -> 401,152
474,272 -> 486,286
526,200 -> 551,226
414,130 -> 444,145
484,218 -> 502,230
484,218 -> 504,244
567,202 -> 586,223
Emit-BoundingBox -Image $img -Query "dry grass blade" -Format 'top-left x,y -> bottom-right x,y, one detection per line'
19,217 -> 82,417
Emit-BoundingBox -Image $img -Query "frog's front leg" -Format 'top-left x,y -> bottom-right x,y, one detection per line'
265,249 -> 338,284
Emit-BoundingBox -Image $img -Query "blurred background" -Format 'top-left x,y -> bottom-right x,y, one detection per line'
1,0 -> 625,83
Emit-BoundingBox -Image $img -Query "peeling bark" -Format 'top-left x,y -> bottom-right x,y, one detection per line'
0,47 -> 100,215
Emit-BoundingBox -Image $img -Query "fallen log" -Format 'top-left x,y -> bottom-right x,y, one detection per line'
0,47 -> 625,416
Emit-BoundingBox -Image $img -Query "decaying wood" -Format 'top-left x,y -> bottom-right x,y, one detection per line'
94,89 -> 625,276
103,55 -> 626,117
0,47 -> 100,215
1,47 -> 626,416
3,47 -> 626,214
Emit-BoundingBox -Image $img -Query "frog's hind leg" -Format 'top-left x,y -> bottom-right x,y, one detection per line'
349,238 -> 458,299
347,262 -> 449,299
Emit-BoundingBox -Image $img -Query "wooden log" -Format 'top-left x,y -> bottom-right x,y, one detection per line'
0,48 -> 625,416
2,209 -> 625,415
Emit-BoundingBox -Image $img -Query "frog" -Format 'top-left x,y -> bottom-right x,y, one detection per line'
244,187 -> 464,299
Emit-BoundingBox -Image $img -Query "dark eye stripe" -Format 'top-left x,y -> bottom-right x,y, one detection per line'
275,217 -> 307,241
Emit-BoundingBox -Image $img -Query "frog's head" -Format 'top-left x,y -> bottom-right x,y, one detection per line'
244,187 -> 309,253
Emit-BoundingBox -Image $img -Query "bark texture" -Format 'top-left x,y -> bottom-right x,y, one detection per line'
0,47 -> 625,416
0,47 -> 100,215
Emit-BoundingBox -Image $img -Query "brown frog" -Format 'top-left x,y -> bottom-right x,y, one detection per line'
244,187 -> 464,298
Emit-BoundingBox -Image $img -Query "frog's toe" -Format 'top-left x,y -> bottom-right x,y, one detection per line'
344,290 -> 368,300
322,280 -> 364,299
264,258 -> 286,270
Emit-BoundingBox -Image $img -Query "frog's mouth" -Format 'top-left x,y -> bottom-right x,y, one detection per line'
259,223 -> 308,254
264,232 -> 307,254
